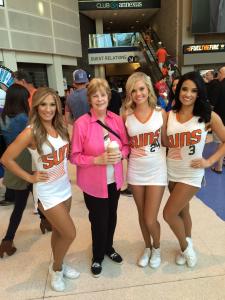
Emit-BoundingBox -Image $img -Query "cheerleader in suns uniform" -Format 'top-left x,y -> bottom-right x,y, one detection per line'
163,71 -> 225,267
124,72 -> 167,269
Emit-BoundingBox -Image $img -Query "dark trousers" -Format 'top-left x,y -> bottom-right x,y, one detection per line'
83,183 -> 120,262
3,187 -> 31,241
5,188 -> 15,203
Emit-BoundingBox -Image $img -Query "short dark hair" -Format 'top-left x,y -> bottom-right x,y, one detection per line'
14,70 -> 33,84
173,71 -> 212,123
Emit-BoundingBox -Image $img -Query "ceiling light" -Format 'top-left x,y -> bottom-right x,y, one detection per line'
38,1 -> 44,16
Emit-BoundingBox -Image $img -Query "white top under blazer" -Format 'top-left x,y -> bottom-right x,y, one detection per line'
167,111 -> 208,187
125,109 -> 167,185
28,134 -> 72,210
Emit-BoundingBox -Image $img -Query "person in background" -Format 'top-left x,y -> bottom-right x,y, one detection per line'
203,70 -> 220,108
65,69 -> 90,125
155,78 -> 169,110
70,78 -> 129,278
164,71 -> 225,268
14,71 -> 51,225
161,63 -> 168,78
124,72 -> 167,269
107,81 -> 122,115
156,42 -> 168,71
14,70 -> 37,109
0,84 -> 31,257
1,87 -> 79,292
166,77 -> 180,112
211,65 -> 225,173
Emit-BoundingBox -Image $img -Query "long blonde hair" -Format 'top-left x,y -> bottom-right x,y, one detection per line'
124,72 -> 157,112
29,87 -> 69,155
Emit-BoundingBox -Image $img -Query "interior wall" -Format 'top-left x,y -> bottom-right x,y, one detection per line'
105,63 -> 139,76
150,0 -> 178,58
77,13 -> 95,78
0,0 -> 81,57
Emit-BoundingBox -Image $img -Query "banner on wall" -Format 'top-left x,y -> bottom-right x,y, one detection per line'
183,43 -> 225,54
88,51 -> 140,65
79,0 -> 160,10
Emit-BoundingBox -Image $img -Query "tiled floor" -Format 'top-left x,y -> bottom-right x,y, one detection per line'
0,163 -> 225,300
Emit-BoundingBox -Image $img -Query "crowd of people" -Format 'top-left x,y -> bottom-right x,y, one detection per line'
0,66 -> 225,293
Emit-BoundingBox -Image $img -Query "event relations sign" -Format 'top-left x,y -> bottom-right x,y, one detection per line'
79,0 -> 160,10
183,43 -> 225,54
88,51 -> 139,64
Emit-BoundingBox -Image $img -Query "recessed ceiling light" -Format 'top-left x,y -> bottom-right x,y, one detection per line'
113,13 -> 117,16
109,21 -> 113,24
136,20 -> 140,23
142,13 -> 145,17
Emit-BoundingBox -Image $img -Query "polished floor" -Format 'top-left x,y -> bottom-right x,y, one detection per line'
0,159 -> 225,300
197,142 -> 225,221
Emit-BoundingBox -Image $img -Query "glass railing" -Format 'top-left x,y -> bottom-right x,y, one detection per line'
89,32 -> 141,48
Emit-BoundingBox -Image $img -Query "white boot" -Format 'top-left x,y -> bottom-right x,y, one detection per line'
149,247 -> 161,269
49,265 -> 65,292
183,237 -> 197,267
137,248 -> 151,267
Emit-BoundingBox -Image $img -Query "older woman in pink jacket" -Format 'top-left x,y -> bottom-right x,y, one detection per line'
70,78 -> 129,278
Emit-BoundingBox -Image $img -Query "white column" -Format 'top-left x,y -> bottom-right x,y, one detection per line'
94,18 -> 105,78
47,55 -> 64,97
2,50 -> 17,71
95,18 -> 103,34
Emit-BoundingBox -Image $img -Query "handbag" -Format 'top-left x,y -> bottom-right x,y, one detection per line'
88,112 -> 121,141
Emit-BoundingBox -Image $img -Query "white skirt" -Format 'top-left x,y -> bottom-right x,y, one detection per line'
167,158 -> 204,188
127,155 -> 167,186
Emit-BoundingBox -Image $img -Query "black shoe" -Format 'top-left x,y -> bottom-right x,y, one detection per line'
91,261 -> 102,277
107,251 -> 123,264
120,188 -> 132,197
0,200 -> 14,206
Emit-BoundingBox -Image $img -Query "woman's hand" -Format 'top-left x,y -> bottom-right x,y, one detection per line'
30,171 -> 49,183
190,158 -> 212,169
94,151 -> 122,165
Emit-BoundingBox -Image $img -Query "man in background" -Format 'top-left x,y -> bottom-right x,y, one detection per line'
14,70 -> 37,108
156,41 -> 168,71
65,69 -> 89,125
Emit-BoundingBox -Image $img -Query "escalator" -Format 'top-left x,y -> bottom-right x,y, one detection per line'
136,29 -> 181,88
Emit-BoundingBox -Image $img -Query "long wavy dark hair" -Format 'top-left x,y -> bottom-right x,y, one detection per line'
173,71 -> 212,123
1,84 -> 30,123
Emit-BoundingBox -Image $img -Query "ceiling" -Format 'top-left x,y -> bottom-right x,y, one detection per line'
80,8 -> 159,32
